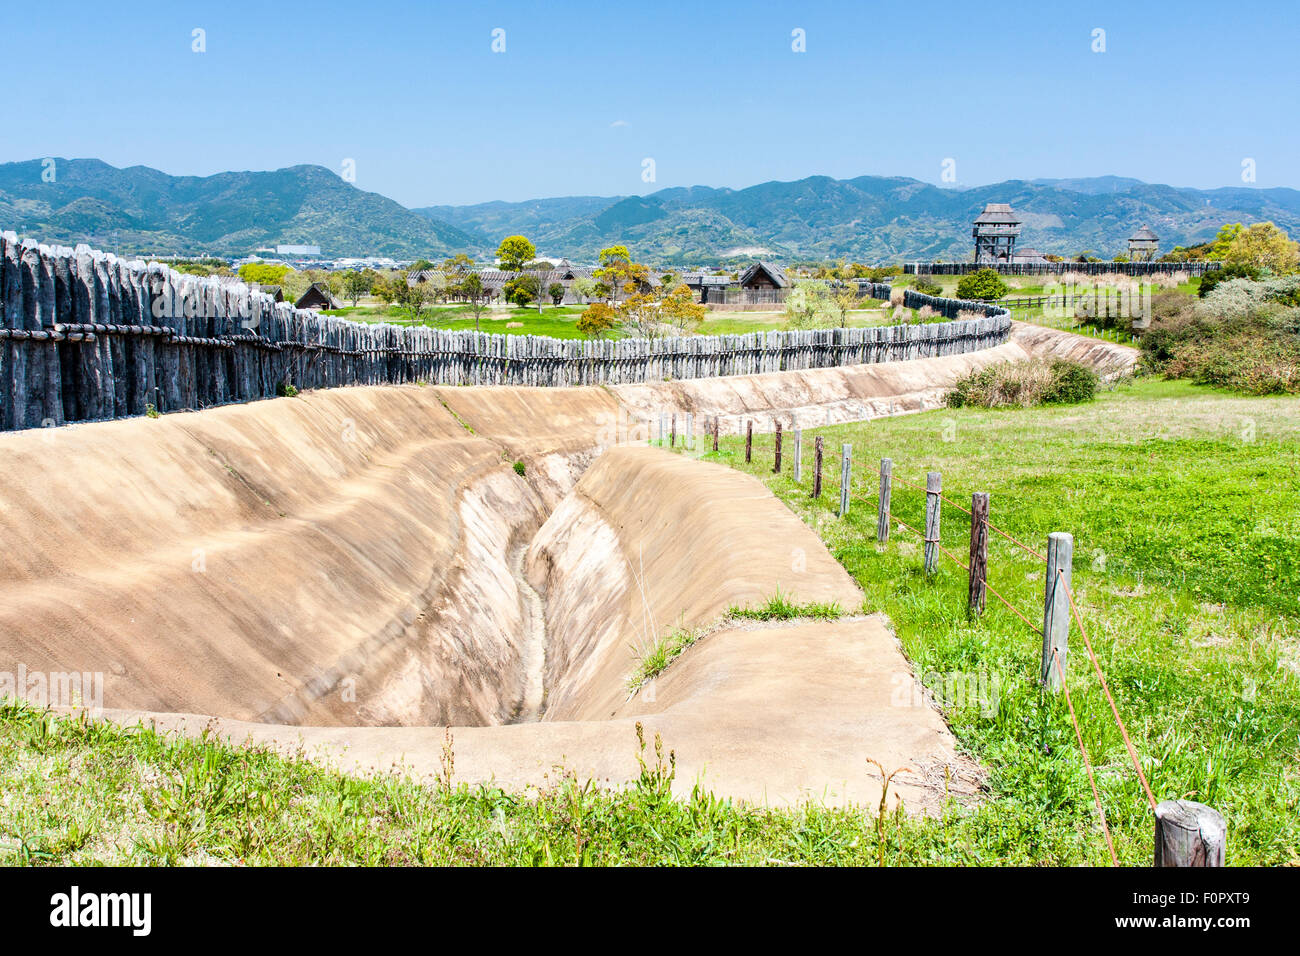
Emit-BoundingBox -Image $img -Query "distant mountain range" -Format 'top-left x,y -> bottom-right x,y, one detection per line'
4,158 -> 1300,265
0,158 -> 474,259
421,177 -> 1300,264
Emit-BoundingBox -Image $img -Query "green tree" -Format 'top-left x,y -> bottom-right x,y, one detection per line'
594,246 -> 648,304
548,282 -> 566,306
238,262 -> 291,286
503,274 -> 539,307
462,273 -> 491,333
956,269 -> 1009,301
496,235 -> 536,272
1223,222 -> 1300,274
342,270 -> 373,306
1208,223 -> 1245,260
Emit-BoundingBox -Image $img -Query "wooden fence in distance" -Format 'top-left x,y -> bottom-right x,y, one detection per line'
1,234 -> 1010,432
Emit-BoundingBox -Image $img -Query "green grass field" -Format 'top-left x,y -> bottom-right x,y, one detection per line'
3,379 -> 1295,866
690,378 -> 1299,864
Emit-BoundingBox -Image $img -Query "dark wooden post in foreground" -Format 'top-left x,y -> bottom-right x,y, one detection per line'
923,471 -> 942,575
712,417 -> 719,452
1041,532 -> 1073,691
745,420 -> 753,463
773,422 -> 782,473
792,428 -> 802,482
877,458 -> 892,543
813,436 -> 823,498
1154,800 -> 1226,867
838,443 -> 852,517
968,492 -> 989,616
670,414 -> 677,448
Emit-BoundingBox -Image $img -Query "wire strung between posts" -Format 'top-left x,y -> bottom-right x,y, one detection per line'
1058,570 -> 1159,813
888,472 -> 1049,563
1053,647 -> 1118,866
887,511 -> 1042,638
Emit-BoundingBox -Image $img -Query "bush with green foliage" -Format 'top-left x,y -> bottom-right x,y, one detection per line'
947,359 -> 1098,408
912,276 -> 943,297
1139,284 -> 1300,395
503,275 -> 539,307
1197,264 -> 1261,298
955,269 -> 1009,301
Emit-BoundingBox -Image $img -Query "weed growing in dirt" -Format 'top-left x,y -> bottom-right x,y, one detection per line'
726,589 -> 844,621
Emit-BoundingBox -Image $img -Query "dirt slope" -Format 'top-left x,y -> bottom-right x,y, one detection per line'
611,322 -> 1137,432
0,385 -> 616,726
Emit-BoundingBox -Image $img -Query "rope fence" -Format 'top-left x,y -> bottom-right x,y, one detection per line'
693,416 -> 1229,867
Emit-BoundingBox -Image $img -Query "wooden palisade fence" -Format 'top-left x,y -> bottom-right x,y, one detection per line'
1,233 -> 1012,432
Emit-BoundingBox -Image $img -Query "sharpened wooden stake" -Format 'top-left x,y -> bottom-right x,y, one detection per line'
773,421 -> 782,473
1154,800 -> 1226,867
968,492 -> 989,616
712,416 -> 719,452
745,420 -> 752,463
813,436 -> 823,498
1041,532 -> 1073,691
877,458 -> 892,543
923,471 -> 942,574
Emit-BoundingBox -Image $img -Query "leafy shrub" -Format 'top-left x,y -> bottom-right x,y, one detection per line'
947,359 -> 1097,408
276,382 -> 299,398
513,460 -> 527,476
1197,264 -> 1261,298
955,269 -> 1009,301
912,276 -> 943,297
1138,283 -> 1300,394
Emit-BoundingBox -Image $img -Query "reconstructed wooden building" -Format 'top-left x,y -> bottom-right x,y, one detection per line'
972,203 -> 1022,264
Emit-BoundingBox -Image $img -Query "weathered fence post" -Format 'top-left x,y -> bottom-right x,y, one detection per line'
685,412 -> 693,450
712,416 -> 719,453
773,421 -> 782,473
813,436 -> 823,498
670,413 -> 677,448
838,443 -> 852,517
792,428 -> 802,482
1040,531 -> 1073,691
877,458 -> 892,543
968,492 -> 989,616
1154,800 -> 1226,867
745,420 -> 753,463
923,471 -> 942,574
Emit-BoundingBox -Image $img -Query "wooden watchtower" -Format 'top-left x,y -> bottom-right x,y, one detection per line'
1128,225 -> 1159,262
972,203 -> 1022,264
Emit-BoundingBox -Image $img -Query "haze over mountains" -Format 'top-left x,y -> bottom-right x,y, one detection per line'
4,158 -> 1300,264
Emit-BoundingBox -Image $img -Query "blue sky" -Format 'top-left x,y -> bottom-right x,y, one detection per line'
6,0 -> 1297,206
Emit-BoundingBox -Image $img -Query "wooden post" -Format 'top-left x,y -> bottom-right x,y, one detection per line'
877,458 -> 892,543
792,428 -> 802,482
1154,800 -> 1226,867
773,421 -> 782,473
670,413 -> 676,449
838,443 -> 852,517
923,471 -> 942,574
745,420 -> 752,463
712,416 -> 719,452
685,412 -> 693,450
968,492 -> 989,616
813,436 -> 823,498
1041,532 -> 1073,691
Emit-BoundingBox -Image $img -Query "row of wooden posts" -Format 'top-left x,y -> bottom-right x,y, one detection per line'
657,414 -> 1227,866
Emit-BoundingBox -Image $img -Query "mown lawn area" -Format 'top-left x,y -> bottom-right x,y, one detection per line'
2,380 -> 1295,866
